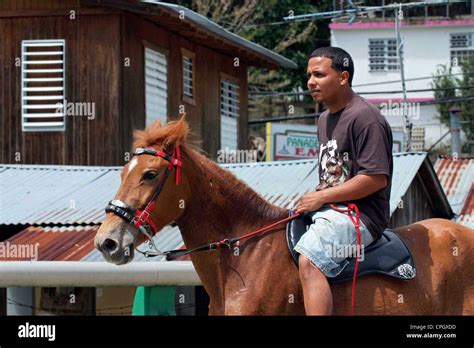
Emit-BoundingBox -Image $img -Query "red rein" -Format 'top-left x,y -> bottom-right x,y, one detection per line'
329,203 -> 361,316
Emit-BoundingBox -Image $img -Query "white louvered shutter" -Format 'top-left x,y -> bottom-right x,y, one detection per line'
145,47 -> 168,126
220,80 -> 239,150
21,39 -> 66,131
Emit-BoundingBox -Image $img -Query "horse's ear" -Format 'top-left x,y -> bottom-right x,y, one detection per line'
151,120 -> 163,129
162,115 -> 189,151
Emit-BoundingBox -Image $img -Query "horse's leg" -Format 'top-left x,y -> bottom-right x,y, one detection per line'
221,230 -> 306,315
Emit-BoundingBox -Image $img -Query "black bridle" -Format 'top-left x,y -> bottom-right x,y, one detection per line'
105,146 -> 182,258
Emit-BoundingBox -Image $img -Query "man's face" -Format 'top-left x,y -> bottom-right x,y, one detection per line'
307,56 -> 347,103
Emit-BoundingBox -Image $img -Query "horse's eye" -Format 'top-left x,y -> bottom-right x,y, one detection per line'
142,171 -> 158,181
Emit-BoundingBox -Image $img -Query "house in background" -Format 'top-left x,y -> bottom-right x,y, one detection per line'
330,4 -> 473,150
0,0 -> 296,166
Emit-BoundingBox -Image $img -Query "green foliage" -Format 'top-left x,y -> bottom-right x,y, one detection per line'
240,0 -> 331,90
175,0 -> 331,91
430,56 -> 474,142
458,57 -> 474,142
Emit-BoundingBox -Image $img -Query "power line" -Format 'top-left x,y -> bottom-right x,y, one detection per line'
243,17 -> 316,29
248,113 -> 320,124
248,95 -> 474,125
358,85 -> 474,95
249,71 -> 474,97
250,84 -> 474,99
283,0 -> 452,22
353,71 -> 473,88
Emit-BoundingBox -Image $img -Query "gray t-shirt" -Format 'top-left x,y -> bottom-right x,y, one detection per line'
316,94 -> 393,240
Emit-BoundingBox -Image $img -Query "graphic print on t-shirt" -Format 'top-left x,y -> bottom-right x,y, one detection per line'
316,139 -> 349,191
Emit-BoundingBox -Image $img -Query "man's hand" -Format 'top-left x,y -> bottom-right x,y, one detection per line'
293,174 -> 387,214
294,191 -> 326,214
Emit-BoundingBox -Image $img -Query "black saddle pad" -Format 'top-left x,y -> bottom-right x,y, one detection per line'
286,210 -> 416,282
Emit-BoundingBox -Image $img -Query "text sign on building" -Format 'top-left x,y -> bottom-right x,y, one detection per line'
266,123 -> 318,161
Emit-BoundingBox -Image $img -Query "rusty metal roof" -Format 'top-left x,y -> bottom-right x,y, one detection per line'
434,157 -> 474,228
457,183 -> 473,228
0,225 -> 98,261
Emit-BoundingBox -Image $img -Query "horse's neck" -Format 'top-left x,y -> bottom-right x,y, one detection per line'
177,149 -> 286,241
175,149 -> 288,311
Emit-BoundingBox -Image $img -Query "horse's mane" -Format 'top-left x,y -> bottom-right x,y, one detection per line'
132,119 -> 285,222
191,150 -> 286,221
132,118 -> 192,150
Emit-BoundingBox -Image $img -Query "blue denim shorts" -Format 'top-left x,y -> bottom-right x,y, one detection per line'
294,204 -> 374,278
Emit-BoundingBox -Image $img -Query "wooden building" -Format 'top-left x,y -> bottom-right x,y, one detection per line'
0,0 -> 296,165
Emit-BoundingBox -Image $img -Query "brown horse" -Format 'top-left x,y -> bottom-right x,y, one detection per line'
94,118 -> 474,315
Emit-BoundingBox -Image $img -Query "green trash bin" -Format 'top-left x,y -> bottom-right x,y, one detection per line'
132,286 -> 176,316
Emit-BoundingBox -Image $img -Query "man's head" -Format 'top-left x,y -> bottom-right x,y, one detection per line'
307,47 -> 354,104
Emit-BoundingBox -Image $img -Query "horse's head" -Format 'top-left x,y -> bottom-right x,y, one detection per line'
94,117 -> 190,264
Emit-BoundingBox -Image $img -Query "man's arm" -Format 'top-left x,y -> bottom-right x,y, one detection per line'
294,173 -> 387,214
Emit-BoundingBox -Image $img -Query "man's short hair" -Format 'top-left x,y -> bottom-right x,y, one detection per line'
309,47 -> 354,86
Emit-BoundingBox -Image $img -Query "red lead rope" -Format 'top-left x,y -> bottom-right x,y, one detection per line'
329,203 -> 361,316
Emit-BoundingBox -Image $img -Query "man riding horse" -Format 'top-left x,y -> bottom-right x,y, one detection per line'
294,47 -> 393,315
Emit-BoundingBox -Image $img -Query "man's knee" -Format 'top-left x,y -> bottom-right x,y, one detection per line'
298,256 -> 326,281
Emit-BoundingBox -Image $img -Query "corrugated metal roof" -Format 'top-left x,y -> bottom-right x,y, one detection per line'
2,152 -> 451,262
390,152 -> 429,215
434,157 -> 474,215
0,152 -> 450,262
0,164 -> 122,225
0,152 -> 434,225
227,152 -> 435,217
0,225 -> 98,261
223,159 -> 318,209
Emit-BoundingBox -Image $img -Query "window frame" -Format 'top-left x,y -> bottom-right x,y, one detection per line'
450,32 -> 474,66
368,38 -> 399,72
181,48 -> 196,106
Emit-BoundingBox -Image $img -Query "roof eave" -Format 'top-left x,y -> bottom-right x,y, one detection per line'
82,0 -> 297,70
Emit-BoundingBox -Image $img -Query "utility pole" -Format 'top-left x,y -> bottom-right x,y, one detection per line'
395,4 -> 412,151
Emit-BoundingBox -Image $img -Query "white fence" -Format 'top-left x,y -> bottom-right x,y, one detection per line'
0,261 -> 201,287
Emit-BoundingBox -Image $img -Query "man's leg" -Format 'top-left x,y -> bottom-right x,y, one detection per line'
299,255 -> 333,315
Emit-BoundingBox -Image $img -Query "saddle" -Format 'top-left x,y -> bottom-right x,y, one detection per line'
286,210 -> 416,283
